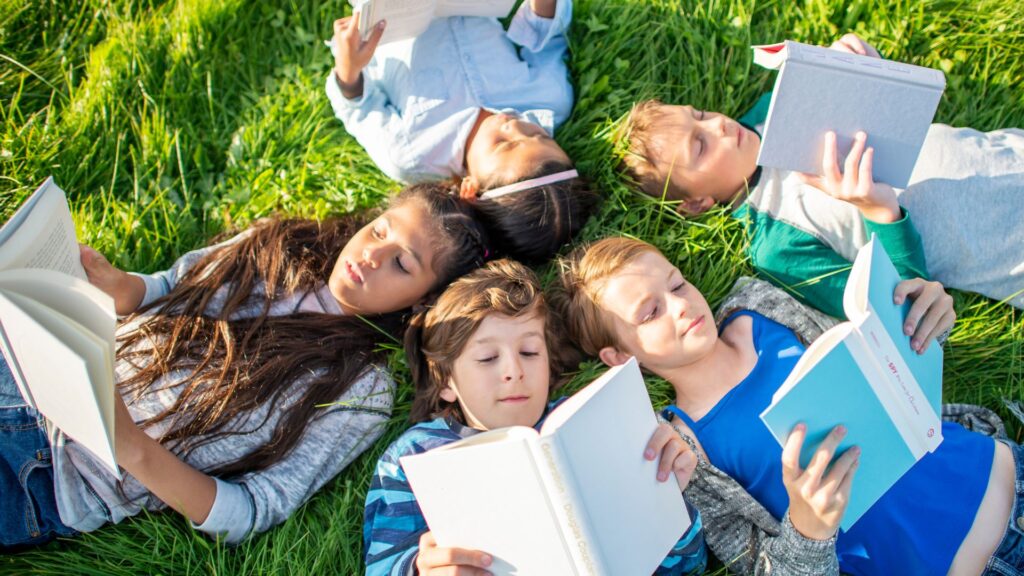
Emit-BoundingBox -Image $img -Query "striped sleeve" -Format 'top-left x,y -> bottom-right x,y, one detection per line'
363,420 -> 461,576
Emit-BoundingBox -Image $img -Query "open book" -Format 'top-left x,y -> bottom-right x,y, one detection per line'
760,234 -> 943,530
350,0 -> 517,44
0,177 -> 119,477
401,358 -> 691,576
753,40 -> 946,188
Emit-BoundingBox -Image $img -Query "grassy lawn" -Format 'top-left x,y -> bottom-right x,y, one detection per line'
2,0 -> 1021,573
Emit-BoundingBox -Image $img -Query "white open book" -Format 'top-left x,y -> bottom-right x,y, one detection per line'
753,40 -> 945,188
760,235 -> 943,529
0,177 -> 119,477
350,0 -> 517,44
400,358 -> 691,576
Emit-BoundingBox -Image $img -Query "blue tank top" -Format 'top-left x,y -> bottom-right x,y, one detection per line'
665,311 -> 994,576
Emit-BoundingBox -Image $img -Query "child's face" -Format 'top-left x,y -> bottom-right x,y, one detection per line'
464,112 -> 571,186
329,200 -> 439,315
442,311 -> 552,430
596,250 -> 717,373
649,105 -> 760,211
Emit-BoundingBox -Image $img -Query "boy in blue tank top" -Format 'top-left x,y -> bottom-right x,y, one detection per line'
555,236 -> 1021,576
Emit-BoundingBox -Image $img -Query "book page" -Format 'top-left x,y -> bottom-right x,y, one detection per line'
0,290 -> 118,476
0,178 -> 87,281
353,0 -> 438,44
543,359 -> 691,576
401,431 -> 577,575
435,0 -> 517,18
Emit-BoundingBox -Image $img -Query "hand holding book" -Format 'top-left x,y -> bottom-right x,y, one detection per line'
782,423 -> 859,541
331,12 -> 386,99
797,131 -> 902,224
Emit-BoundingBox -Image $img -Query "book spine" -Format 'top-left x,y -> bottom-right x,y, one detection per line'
850,314 -> 942,457
787,41 -> 946,91
529,435 -> 606,576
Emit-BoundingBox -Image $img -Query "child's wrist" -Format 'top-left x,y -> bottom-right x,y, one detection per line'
856,200 -> 901,224
333,68 -> 363,99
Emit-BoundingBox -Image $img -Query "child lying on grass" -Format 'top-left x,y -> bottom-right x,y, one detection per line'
620,33 -> 1024,315
555,235 -> 1020,576
363,259 -> 706,575
327,0 -> 598,263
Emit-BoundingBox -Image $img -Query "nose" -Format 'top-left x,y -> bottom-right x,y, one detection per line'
711,114 -> 727,136
668,292 -> 689,320
502,354 -> 524,383
362,243 -> 383,269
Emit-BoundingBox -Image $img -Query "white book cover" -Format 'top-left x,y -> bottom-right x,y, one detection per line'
401,358 -> 691,576
753,40 -> 945,188
350,0 -> 516,44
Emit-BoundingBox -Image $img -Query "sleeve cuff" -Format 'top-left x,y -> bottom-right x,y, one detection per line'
506,0 -> 572,52
863,207 -> 927,276
777,511 -> 838,562
130,271 -> 172,310
191,477 -> 255,545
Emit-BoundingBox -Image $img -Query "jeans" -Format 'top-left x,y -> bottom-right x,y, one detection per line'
0,357 -> 77,551
983,439 -> 1024,575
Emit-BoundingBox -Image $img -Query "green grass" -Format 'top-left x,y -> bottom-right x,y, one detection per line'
2,0 -> 1022,573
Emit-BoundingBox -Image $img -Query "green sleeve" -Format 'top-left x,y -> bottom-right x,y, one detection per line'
737,205 -> 929,320
738,90 -> 773,129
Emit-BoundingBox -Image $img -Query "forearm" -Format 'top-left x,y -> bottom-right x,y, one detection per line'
117,428 -> 217,524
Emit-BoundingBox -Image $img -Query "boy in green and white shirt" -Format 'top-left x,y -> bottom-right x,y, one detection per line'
620,33 -> 1024,317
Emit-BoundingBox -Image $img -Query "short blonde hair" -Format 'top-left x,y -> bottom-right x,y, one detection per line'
619,99 -> 687,200
552,237 -> 661,357
405,259 -> 568,423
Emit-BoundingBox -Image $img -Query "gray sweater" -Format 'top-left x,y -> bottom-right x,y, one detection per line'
51,232 -> 394,543
667,277 -> 1006,575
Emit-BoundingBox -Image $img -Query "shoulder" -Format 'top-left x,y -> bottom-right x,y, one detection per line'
381,418 -> 462,465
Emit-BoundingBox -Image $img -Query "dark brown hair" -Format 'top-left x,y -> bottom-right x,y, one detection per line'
475,160 -> 600,264
116,184 -> 490,476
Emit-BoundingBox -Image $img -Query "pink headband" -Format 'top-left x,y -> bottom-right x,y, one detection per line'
478,169 -> 578,200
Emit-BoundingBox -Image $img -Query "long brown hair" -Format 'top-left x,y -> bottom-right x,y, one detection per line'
404,259 -> 571,424
116,184 -> 491,477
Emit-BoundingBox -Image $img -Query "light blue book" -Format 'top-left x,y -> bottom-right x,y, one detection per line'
759,235 -> 943,530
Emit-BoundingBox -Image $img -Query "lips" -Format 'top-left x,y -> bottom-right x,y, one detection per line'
499,395 -> 530,404
683,315 -> 705,336
345,260 -> 364,285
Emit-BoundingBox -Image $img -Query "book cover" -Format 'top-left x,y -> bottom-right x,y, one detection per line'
400,358 -> 690,576
350,0 -> 516,45
753,40 -> 945,188
760,235 -> 942,530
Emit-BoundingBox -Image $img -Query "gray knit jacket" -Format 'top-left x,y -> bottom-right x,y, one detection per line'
665,277 -> 1007,576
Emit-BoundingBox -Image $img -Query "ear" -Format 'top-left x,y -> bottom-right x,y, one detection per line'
459,176 -> 480,201
440,385 -> 458,403
598,346 -> 631,368
676,195 -> 716,215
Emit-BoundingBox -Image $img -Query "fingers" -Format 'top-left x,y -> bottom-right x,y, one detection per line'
657,437 -> 684,482
645,424 -> 675,481
898,279 -> 955,353
364,19 -> 386,52
819,445 -> 860,496
844,131 -> 867,181
417,532 -> 493,575
781,423 -> 807,483
821,131 -> 841,187
804,425 -> 847,483
672,449 -> 697,492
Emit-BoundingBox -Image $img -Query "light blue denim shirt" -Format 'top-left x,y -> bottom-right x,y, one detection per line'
325,0 -> 574,183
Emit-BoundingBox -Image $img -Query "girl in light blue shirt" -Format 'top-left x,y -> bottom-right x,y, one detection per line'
327,0 -> 597,263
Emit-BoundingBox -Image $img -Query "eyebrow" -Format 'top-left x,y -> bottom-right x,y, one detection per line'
473,331 -> 544,344
628,267 -> 677,322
